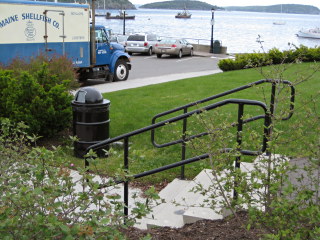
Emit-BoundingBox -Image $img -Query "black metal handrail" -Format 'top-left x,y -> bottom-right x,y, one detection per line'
85,78 -> 295,218
151,78 -> 295,178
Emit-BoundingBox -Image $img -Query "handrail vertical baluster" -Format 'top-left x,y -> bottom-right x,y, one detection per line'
124,137 -> 129,220
234,103 -> 244,199
181,107 -> 188,180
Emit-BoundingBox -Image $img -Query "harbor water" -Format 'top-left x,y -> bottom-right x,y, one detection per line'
95,8 -> 320,53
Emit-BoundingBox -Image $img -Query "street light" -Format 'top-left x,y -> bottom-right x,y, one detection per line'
123,9 -> 126,35
209,8 -> 215,53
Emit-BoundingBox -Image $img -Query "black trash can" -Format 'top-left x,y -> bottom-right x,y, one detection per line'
72,87 -> 110,158
213,40 -> 222,54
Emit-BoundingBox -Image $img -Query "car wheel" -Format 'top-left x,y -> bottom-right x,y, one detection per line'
114,59 -> 129,81
178,50 -> 182,59
156,54 -> 162,58
190,48 -> 194,57
147,48 -> 153,56
128,52 -> 132,55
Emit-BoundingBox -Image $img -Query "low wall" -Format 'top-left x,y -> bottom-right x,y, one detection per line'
193,44 -> 210,52
193,44 -> 227,54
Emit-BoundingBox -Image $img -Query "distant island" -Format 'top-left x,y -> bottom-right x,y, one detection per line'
224,4 -> 320,15
139,1 -> 320,14
140,0 -> 221,11
95,0 -> 136,10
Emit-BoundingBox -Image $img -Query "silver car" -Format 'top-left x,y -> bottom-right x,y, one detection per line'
125,33 -> 158,56
154,38 -> 193,59
110,35 -> 129,48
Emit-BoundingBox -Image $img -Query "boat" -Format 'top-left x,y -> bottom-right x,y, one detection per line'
296,28 -> 320,39
273,4 -> 286,25
273,21 -> 286,25
175,8 -> 191,19
106,10 -> 135,20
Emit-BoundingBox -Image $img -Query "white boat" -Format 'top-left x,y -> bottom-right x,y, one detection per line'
175,7 -> 191,19
273,21 -> 286,25
273,4 -> 286,25
296,28 -> 320,39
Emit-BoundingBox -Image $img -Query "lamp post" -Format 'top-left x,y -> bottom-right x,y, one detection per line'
123,9 -> 126,35
209,8 -> 215,53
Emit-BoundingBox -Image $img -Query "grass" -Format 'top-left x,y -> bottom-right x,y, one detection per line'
69,62 -> 320,185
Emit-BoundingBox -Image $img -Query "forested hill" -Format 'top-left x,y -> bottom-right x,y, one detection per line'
140,0 -> 220,11
225,4 -> 320,15
96,0 -> 136,10
50,0 -> 136,9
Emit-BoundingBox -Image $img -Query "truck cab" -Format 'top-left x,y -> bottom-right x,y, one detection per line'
77,25 -> 131,82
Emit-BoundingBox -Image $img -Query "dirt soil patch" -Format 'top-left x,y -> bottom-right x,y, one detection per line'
121,211 -> 266,240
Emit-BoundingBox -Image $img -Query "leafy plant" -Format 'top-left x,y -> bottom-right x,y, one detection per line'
0,63 -> 73,137
188,45 -> 320,238
218,44 -> 320,72
0,118 -> 158,239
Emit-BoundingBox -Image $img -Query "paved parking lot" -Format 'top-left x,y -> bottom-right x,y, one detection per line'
82,52 -> 229,93
129,53 -> 223,80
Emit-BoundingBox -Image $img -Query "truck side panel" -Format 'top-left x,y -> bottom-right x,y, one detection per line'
0,0 -> 90,67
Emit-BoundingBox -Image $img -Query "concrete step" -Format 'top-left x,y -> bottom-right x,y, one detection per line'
134,178 -> 191,229
135,161 -> 258,230
142,169 -> 223,229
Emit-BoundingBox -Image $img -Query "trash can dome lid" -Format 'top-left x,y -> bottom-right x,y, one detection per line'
74,87 -> 103,104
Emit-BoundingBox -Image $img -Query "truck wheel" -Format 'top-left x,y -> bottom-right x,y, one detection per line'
105,73 -> 114,82
114,60 -> 129,81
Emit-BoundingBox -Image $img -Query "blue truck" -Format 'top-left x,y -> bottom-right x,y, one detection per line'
0,0 -> 131,81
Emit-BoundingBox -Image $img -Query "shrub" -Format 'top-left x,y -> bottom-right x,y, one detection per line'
0,65 -> 73,137
218,45 -> 320,71
0,118 -> 156,239
3,55 -> 79,90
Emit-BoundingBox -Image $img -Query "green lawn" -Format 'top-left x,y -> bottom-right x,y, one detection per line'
71,62 -> 320,184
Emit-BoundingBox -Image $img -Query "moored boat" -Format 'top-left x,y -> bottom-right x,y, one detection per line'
175,8 -> 191,19
273,21 -> 286,25
296,28 -> 320,39
106,10 -> 135,20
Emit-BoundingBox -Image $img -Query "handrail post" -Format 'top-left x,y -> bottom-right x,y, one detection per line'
124,137 -> 129,222
234,103 -> 244,200
180,107 -> 188,180
267,82 -> 276,156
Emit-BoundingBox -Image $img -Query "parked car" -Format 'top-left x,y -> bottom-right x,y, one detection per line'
110,35 -> 128,48
125,33 -> 158,55
154,38 -> 193,58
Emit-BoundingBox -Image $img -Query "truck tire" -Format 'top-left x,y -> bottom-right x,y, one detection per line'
114,59 -> 129,81
105,73 -> 114,82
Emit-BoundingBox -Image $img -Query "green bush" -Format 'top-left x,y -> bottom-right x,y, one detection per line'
0,64 -> 73,137
3,55 -> 79,90
218,45 -> 320,71
0,118 -> 157,239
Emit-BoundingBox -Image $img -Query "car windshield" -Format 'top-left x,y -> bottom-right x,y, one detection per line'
160,39 -> 177,44
127,35 -> 145,41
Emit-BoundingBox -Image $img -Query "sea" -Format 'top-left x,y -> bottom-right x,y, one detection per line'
95,8 -> 320,54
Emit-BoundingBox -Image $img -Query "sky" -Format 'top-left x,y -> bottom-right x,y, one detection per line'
132,0 -> 320,9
